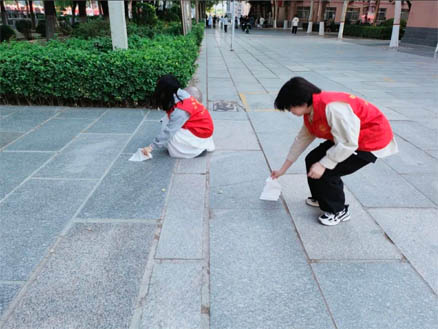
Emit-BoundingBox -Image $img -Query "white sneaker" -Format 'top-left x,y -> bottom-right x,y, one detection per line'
305,197 -> 319,207
318,205 -> 350,226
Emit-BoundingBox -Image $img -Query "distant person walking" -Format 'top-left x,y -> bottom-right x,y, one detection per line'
292,16 -> 299,34
224,15 -> 229,33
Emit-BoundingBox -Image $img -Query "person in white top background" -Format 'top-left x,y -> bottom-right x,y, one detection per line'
272,77 -> 398,226
292,16 -> 299,34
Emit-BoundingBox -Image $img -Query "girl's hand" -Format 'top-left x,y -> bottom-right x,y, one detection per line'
142,145 -> 153,157
308,162 -> 325,179
271,169 -> 285,180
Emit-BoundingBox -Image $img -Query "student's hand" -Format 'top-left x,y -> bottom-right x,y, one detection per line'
308,162 -> 325,179
142,145 -> 153,157
271,169 -> 285,180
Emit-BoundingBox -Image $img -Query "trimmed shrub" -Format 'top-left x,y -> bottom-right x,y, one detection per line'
0,24 -> 204,106
72,19 -> 110,39
15,20 -> 32,40
0,25 -> 15,42
134,3 -> 158,27
343,24 -> 405,40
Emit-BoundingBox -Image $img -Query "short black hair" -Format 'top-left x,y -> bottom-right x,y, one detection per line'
274,77 -> 321,111
153,74 -> 183,112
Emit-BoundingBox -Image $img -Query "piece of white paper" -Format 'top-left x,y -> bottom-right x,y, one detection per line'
129,148 -> 152,162
259,177 -> 281,201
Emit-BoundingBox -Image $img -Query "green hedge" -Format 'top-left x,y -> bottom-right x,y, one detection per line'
0,23 -> 204,106
343,24 -> 405,40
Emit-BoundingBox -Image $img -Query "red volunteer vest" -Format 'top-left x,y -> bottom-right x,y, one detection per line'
168,96 -> 214,138
304,92 -> 393,151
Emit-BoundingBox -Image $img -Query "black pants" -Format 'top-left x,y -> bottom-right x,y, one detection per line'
292,26 -> 298,34
305,141 -> 376,214
224,25 -> 228,32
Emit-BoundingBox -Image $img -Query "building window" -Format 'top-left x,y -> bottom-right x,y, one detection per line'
346,8 -> 360,22
401,9 -> 409,21
297,6 -> 310,19
324,7 -> 336,20
377,8 -> 386,21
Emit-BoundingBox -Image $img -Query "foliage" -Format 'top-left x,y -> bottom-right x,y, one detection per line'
343,24 -> 405,40
0,23 -> 205,106
36,20 -> 46,37
72,19 -> 111,39
0,25 -> 15,42
380,18 -> 407,28
134,3 -> 158,27
15,20 -> 32,40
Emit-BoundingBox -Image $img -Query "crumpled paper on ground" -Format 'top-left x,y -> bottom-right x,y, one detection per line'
129,148 -> 152,162
259,177 -> 282,201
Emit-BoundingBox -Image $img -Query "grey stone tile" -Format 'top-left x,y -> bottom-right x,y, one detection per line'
369,208 -> 438,293
145,110 -> 165,120
248,111 -> 300,134
140,262 -> 202,329
2,223 -> 154,329
0,108 -> 15,118
391,121 -> 438,151
0,132 -> 22,148
156,175 -> 205,259
86,109 -> 145,133
123,121 -> 162,154
35,134 -> 129,179
280,175 -> 401,260
209,151 -> 281,209
0,109 -> 56,133
210,208 -> 334,329
175,157 -> 207,174
56,108 -> 106,119
312,263 -> 438,329
0,152 -> 52,199
213,120 -> 260,150
382,137 -> 438,174
210,111 -> 247,121
0,284 -> 22,317
0,179 -> 95,281
78,154 -> 175,220
244,93 -> 275,111
402,173 -> 438,205
6,118 -> 92,151
343,160 -> 434,208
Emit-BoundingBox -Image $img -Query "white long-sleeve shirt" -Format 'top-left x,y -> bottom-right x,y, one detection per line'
287,102 -> 398,169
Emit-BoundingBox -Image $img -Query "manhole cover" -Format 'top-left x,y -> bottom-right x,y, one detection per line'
212,101 -> 239,112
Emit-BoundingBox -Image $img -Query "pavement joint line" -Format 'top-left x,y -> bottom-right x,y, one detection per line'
128,160 -> 178,329
154,258 -> 204,263
0,109 -> 108,206
238,93 -> 249,111
30,177 -> 99,181
308,259 -> 405,264
72,218 -> 158,224
0,281 -> 26,285
80,132 -> 132,136
1,150 -> 54,153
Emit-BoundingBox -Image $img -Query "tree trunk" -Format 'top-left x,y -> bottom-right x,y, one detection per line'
124,1 -> 129,19
373,0 -> 381,25
100,0 -> 109,19
389,0 -> 401,47
43,1 -> 56,40
338,0 -> 348,39
1,0 -> 9,25
78,0 -> 87,22
72,1 -> 78,24
28,1 -> 36,28
307,0 -> 313,33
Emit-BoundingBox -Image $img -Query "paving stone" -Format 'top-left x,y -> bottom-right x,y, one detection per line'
0,152 -> 52,199
6,118 -> 92,151
402,173 -> 438,205
209,151 -> 281,209
343,160 -> 434,207
0,179 -> 95,281
145,110 -> 165,120
35,134 -> 129,179
382,137 -> 438,174
56,108 -> 106,119
78,153 -> 175,220
86,109 -> 145,133
280,175 -> 401,260
210,208 -> 334,329
247,111 -> 299,134
0,108 -> 15,118
369,208 -> 438,293
175,157 -> 207,174
0,132 -> 22,148
210,111 -> 247,121
244,93 -> 275,110
140,262 -> 202,329
123,121 -> 162,154
312,262 -> 438,329
0,109 -> 56,133
391,121 -> 438,151
2,223 -> 154,329
213,120 -> 260,150
156,174 -> 205,259
0,284 -> 22,317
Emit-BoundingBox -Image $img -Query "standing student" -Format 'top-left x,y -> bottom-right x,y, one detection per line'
291,16 -> 299,34
272,77 -> 398,226
142,75 -> 215,159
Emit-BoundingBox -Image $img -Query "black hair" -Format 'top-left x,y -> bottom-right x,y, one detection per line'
274,77 -> 321,111
153,74 -> 183,112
